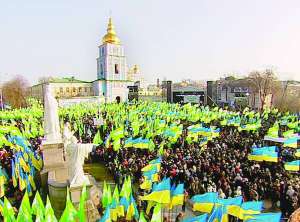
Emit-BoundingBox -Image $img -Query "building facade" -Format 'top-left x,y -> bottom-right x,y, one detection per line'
29,77 -> 95,102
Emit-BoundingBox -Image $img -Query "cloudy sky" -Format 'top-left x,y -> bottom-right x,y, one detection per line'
1,0 -> 300,84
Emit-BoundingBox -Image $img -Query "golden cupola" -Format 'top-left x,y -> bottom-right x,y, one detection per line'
102,18 -> 121,45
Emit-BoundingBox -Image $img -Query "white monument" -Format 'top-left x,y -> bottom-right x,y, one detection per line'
63,123 -> 94,187
44,84 -> 62,143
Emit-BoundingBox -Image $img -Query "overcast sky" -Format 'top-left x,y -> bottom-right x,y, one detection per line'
1,0 -> 300,84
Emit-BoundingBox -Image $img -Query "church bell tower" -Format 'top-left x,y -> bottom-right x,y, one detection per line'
94,18 -> 132,102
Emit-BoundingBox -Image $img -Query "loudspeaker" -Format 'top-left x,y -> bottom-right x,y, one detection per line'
128,86 -> 139,102
166,81 -> 172,103
206,81 -> 214,105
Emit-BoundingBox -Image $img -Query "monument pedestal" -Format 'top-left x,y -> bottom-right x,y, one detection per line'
42,142 -> 65,172
40,142 -> 66,201
48,167 -> 69,218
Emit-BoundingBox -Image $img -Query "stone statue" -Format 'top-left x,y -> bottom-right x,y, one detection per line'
44,84 -> 62,143
63,123 -> 94,187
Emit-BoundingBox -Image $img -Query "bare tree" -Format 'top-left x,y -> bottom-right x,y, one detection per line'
2,75 -> 29,108
273,80 -> 300,112
247,69 -> 279,110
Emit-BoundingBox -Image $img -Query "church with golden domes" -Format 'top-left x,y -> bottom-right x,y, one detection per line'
30,18 -> 144,104
92,17 -> 143,102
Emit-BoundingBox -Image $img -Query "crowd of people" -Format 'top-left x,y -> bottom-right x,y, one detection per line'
83,111 -> 300,219
0,102 -> 299,221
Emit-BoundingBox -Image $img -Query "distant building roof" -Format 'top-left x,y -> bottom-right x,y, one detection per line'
31,77 -> 92,87
49,77 -> 91,83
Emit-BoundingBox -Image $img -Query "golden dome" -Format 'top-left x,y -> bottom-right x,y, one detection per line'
102,18 -> 121,45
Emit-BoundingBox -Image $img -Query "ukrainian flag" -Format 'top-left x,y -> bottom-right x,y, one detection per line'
140,178 -> 171,204
237,201 -> 263,220
183,213 -> 208,222
110,199 -> 118,221
218,196 -> 243,217
18,167 -> 26,191
283,137 -> 298,148
133,138 -> 151,149
29,152 -> 42,171
11,159 -> 17,188
252,146 -> 276,152
142,158 -> 161,172
244,212 -> 281,222
124,137 -> 134,148
191,192 -> 218,213
248,148 -> 278,162
284,160 -> 300,171
169,184 -> 184,209
118,196 -> 129,217
143,169 -> 159,182
208,205 -> 228,222
126,195 -> 139,221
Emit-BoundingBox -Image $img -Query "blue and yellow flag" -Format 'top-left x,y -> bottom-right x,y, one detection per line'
110,198 -> 118,221
18,167 -> 26,191
208,205 -> 228,222
218,196 -> 243,217
248,148 -> 278,162
169,183 -> 184,209
126,194 -> 139,221
118,196 -> 129,217
284,160 -> 300,171
283,137 -> 298,148
142,158 -> 161,172
141,178 -> 171,204
143,169 -> 159,183
191,192 -> 218,213
237,201 -> 263,220
11,159 -> 17,188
